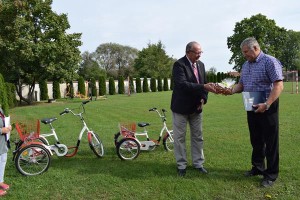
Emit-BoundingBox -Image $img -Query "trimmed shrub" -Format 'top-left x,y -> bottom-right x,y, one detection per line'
136,77 -> 142,93
109,77 -> 116,95
150,77 -> 157,92
163,77 -> 169,91
142,77 -> 149,93
39,80 -> 48,100
6,83 -> 17,108
118,76 -> 125,94
78,76 -> 86,96
0,73 -> 9,115
157,77 -> 162,92
98,76 -> 106,96
52,80 -> 61,99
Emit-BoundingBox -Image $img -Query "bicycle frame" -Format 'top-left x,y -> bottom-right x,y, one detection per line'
40,100 -> 104,158
117,108 -> 174,151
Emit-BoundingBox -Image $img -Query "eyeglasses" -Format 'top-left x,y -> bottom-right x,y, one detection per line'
190,50 -> 203,55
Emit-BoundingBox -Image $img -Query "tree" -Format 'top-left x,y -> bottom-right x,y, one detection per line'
134,41 -> 174,78
109,77 -> 116,95
0,73 -> 9,115
118,76 -> 125,94
39,80 -> 49,100
52,80 -> 61,99
142,77 -> 149,93
6,82 -> 17,108
94,43 -> 138,78
150,77 -> 157,92
136,77 -> 142,93
98,76 -> 106,96
163,77 -> 169,91
280,30 -> 300,72
157,77 -> 162,92
78,76 -> 86,96
227,14 -> 287,72
0,0 -> 82,104
78,51 -> 106,80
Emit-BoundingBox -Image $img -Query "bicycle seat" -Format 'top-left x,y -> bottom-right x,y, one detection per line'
138,122 -> 150,127
41,117 -> 58,124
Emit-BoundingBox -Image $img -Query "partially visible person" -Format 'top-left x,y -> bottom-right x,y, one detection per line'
0,106 -> 11,196
217,37 -> 284,187
171,41 -> 216,177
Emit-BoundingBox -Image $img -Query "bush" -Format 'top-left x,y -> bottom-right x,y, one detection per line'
142,77 -> 149,93
157,77 -> 162,92
109,77 -> 116,95
163,77 -> 169,91
6,82 -> 17,108
52,80 -> 61,99
78,76 -> 86,96
98,76 -> 106,96
0,73 -> 9,115
150,77 -> 157,92
136,77 -> 142,93
118,76 -> 125,94
39,80 -> 48,100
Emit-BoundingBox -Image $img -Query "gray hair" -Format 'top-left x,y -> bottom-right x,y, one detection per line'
240,37 -> 260,50
186,41 -> 199,53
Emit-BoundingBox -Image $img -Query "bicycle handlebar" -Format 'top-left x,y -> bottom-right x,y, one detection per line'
149,107 -> 157,112
82,100 -> 90,105
60,108 -> 70,115
60,101 -> 90,116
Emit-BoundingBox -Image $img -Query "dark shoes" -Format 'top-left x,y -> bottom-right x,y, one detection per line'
244,169 -> 262,177
177,167 -> 208,176
196,167 -> 208,174
177,169 -> 186,177
261,178 -> 275,188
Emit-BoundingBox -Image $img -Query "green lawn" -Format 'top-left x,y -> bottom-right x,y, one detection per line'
4,84 -> 300,200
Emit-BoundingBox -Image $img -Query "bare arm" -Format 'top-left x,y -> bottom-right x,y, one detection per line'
254,80 -> 284,113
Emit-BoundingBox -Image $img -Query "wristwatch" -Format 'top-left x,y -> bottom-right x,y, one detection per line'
264,102 -> 270,110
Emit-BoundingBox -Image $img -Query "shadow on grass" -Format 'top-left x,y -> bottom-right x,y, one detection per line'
47,146 -> 261,185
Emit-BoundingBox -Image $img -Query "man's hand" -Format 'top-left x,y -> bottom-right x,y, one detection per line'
204,83 -> 217,93
207,83 -> 233,95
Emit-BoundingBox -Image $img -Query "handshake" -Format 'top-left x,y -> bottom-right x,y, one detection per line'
204,79 -> 236,95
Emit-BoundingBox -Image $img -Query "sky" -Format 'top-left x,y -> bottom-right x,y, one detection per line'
51,0 -> 300,73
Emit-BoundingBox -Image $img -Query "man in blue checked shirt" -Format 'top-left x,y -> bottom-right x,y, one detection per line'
219,37 -> 284,187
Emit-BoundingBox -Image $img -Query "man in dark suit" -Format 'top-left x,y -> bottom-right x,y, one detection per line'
171,41 -> 215,176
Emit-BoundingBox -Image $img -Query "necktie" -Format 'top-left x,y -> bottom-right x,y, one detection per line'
193,63 -> 199,83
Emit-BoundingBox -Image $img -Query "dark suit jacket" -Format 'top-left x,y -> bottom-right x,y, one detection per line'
171,56 -> 208,115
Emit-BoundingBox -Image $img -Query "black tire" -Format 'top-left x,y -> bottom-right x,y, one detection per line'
114,132 -> 121,146
88,132 -> 104,158
116,138 -> 140,160
15,144 -> 51,176
163,130 -> 174,151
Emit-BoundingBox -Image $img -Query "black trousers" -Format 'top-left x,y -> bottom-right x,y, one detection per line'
247,99 -> 279,181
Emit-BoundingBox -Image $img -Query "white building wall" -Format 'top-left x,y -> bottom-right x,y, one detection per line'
16,78 -> 171,101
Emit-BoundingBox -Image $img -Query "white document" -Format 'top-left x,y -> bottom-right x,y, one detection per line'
4,116 -> 10,141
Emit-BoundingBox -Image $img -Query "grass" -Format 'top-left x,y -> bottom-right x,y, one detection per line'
4,82 -> 300,200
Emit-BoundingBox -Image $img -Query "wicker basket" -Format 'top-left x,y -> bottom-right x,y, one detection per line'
15,120 -> 40,142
